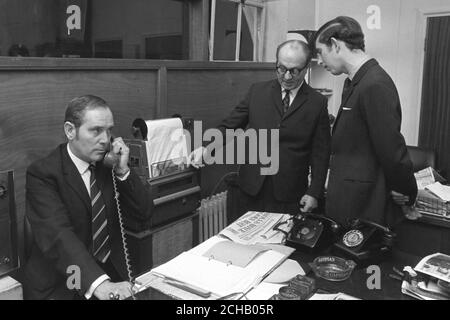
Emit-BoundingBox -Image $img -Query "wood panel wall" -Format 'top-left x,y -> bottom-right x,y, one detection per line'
0,57 -> 274,255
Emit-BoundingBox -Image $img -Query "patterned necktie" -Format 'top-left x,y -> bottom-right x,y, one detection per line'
282,90 -> 291,113
89,165 -> 111,263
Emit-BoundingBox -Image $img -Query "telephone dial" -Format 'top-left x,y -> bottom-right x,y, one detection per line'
286,213 -> 342,251
102,139 -> 137,299
333,218 -> 396,265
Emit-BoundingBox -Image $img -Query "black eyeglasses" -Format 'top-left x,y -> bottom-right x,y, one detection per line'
276,64 -> 308,77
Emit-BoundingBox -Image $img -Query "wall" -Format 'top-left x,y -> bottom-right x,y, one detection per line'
315,0 -> 450,145
263,0 -> 316,62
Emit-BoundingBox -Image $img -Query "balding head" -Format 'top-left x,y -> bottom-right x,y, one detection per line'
276,40 -> 312,65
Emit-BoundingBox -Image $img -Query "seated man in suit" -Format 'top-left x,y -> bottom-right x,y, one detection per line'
23,95 -> 149,300
314,16 -> 417,226
191,40 -> 331,215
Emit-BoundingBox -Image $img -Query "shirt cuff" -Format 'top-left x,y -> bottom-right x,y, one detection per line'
85,274 -> 110,300
116,169 -> 130,181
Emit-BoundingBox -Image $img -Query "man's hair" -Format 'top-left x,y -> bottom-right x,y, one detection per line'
64,95 -> 109,127
276,40 -> 312,65
314,16 -> 365,52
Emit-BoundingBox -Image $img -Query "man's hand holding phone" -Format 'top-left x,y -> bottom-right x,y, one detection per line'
110,137 -> 130,178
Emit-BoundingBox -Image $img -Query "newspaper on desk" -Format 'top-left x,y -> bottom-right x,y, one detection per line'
219,211 -> 293,245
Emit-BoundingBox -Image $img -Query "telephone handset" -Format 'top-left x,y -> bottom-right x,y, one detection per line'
103,138 -> 137,299
286,213 -> 342,251
333,218 -> 396,264
102,140 -> 120,168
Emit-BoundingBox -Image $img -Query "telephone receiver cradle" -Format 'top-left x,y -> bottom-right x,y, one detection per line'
333,218 -> 396,265
286,213 -> 343,252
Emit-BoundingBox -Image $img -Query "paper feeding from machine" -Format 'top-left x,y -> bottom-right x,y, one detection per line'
123,117 -> 201,232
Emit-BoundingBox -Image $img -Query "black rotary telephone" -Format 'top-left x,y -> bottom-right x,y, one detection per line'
286,213 -> 342,251
333,218 -> 396,264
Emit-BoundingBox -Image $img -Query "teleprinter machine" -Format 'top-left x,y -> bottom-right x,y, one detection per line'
0,170 -> 19,278
123,118 -> 201,232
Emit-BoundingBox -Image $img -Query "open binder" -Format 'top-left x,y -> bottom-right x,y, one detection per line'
144,236 -> 290,298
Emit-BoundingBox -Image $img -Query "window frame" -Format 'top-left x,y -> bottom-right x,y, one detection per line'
209,0 -> 265,62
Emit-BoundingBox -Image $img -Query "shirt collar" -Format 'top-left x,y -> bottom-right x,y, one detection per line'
67,143 -> 90,175
282,80 -> 304,97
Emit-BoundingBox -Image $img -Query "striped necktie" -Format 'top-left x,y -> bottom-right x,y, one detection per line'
282,90 -> 291,113
89,165 -> 111,263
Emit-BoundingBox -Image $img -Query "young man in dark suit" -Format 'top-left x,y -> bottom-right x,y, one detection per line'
314,16 -> 417,226
192,40 -> 331,215
23,95 -> 149,300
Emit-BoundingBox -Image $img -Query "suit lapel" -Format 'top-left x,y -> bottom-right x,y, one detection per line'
332,59 -> 379,134
283,83 -> 308,121
271,81 -> 284,117
61,144 -> 91,213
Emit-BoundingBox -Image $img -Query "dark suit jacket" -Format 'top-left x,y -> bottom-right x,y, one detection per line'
326,59 -> 418,227
23,144 -> 149,299
218,79 -> 331,202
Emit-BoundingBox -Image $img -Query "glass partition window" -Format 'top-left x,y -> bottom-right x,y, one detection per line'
209,0 -> 265,61
0,0 -> 187,59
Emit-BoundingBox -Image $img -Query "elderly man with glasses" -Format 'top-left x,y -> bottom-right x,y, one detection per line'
193,40 -> 331,217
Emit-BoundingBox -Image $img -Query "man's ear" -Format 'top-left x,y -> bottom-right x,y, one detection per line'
64,121 -> 76,140
330,37 -> 340,53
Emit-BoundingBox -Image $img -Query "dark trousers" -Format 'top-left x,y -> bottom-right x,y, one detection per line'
238,176 -> 299,218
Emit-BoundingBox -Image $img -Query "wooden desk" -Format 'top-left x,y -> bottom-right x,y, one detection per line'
133,249 -> 421,300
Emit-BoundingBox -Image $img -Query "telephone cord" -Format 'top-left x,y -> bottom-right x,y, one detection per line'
111,170 -> 136,300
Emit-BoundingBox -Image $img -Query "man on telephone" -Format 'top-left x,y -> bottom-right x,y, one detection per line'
23,95 -> 149,300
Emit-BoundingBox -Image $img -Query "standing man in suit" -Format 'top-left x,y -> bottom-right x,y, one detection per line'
314,16 -> 417,226
193,40 -> 330,215
23,95 -> 149,300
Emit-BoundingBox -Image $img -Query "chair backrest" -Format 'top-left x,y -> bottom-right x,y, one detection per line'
406,145 -> 436,172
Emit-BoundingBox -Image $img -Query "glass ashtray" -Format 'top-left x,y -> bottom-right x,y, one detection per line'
309,256 -> 356,282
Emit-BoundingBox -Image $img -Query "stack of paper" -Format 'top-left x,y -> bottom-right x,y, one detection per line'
140,236 -> 291,299
401,253 -> 450,300
416,185 -> 450,218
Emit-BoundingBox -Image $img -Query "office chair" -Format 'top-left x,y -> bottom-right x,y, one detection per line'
406,145 -> 436,172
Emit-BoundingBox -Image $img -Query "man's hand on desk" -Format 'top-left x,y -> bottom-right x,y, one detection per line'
299,195 -> 318,213
188,146 -> 206,168
93,280 -> 134,300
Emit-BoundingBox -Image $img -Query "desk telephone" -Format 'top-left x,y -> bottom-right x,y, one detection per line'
333,218 -> 396,264
286,213 -> 342,251
102,140 -> 137,300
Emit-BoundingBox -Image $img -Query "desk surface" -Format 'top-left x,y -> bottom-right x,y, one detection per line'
134,248 -> 421,300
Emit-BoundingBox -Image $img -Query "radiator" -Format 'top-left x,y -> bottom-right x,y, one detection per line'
198,191 -> 228,242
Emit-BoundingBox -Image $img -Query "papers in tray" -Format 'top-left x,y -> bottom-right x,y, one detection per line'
139,236 -> 292,299
425,182 -> 450,203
